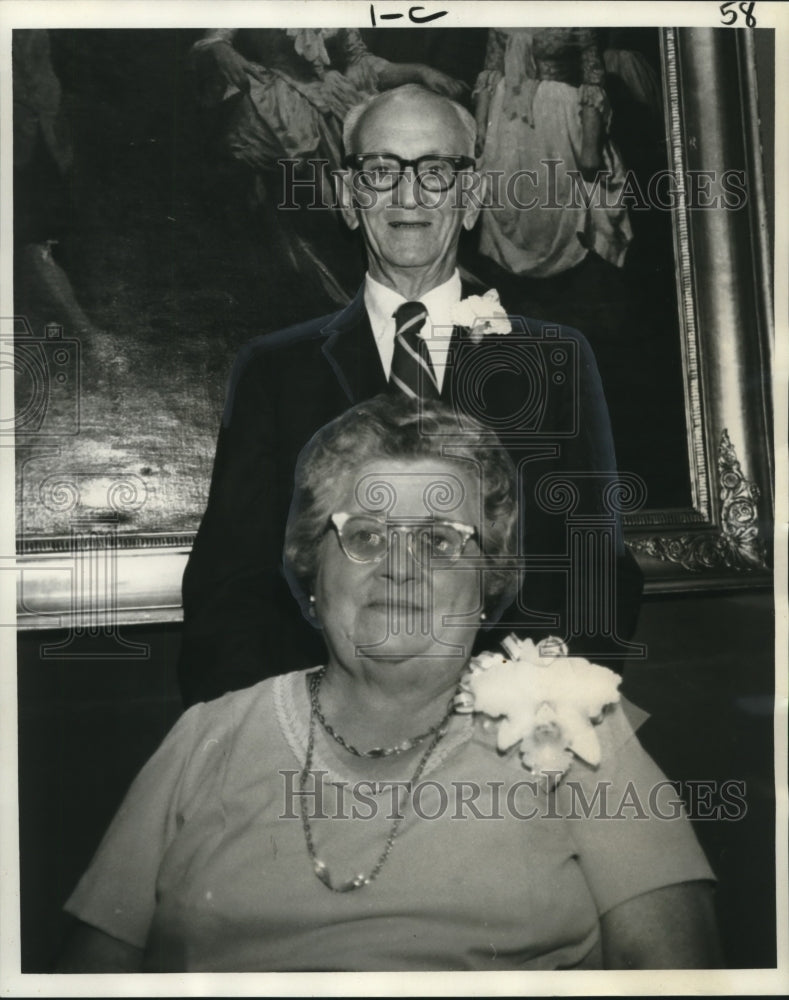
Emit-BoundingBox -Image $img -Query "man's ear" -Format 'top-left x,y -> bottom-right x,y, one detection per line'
335,169 -> 360,231
461,170 -> 488,232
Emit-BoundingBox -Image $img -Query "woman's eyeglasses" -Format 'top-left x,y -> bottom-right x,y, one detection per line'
330,513 -> 478,565
343,153 -> 475,192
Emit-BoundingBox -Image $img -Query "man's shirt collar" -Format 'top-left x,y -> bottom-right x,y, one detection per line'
364,270 -> 462,342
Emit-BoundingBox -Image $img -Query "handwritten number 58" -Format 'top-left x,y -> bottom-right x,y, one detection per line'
720,1 -> 757,26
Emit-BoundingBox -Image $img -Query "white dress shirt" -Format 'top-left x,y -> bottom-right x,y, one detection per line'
363,270 -> 463,393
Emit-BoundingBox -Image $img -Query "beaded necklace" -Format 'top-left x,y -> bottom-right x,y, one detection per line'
311,666 -> 447,758
299,666 -> 453,892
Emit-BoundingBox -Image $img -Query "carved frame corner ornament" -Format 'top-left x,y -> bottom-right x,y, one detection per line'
627,429 -> 769,575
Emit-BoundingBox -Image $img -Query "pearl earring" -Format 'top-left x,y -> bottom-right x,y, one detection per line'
480,612 -> 487,622
309,595 -> 316,617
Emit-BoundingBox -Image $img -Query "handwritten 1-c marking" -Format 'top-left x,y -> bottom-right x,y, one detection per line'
369,4 -> 449,27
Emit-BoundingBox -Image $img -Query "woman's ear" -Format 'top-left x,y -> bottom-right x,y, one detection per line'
335,169 -> 360,231
307,575 -> 324,629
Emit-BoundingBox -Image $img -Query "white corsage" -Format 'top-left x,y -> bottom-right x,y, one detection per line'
454,635 -> 621,784
450,288 -> 512,343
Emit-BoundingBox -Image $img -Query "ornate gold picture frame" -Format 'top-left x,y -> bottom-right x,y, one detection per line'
624,28 -> 773,593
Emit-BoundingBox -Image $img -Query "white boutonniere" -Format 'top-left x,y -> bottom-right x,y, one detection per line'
450,288 -> 512,343
454,635 -> 621,784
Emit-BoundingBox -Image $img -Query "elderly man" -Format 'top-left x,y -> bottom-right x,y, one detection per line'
178,84 -> 642,707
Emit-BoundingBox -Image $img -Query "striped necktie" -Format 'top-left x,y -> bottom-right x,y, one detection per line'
389,301 -> 439,400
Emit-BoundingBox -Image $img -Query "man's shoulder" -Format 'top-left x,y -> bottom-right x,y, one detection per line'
462,274 -> 593,349
222,303 -> 353,414
230,282 -> 368,374
234,308 -> 343,366
500,296 -> 590,345
495,295 -> 599,371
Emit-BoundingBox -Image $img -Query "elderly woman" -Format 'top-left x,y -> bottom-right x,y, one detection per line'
59,395 -> 719,972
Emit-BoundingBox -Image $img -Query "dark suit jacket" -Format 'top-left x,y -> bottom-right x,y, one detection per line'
179,283 -> 643,706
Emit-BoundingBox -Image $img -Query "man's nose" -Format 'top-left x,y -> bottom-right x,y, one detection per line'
393,167 -> 420,208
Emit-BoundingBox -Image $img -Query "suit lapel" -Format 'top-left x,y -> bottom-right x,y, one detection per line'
441,278 -> 486,403
322,276 -> 524,406
321,286 -> 388,404
434,278 -> 478,403
459,275 -> 488,299
442,281 -> 539,412
439,325 -> 465,403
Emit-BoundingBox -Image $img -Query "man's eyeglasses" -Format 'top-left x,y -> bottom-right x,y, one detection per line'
329,513 -> 478,565
343,153 -> 475,192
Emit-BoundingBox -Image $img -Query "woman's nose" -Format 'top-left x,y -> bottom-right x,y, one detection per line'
380,530 -> 419,582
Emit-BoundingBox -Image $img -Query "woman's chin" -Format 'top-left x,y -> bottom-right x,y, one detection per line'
328,605 -> 479,668
350,631 -> 436,662
348,622 -> 474,665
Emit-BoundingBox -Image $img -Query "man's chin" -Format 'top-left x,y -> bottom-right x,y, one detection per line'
383,248 -> 440,268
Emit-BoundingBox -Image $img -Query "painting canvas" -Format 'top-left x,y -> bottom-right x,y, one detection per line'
10,19 -> 773,626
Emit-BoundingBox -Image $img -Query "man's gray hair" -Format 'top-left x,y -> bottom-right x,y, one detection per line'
342,84 -> 477,157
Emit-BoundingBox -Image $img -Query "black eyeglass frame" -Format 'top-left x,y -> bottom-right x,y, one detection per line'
342,153 -> 476,191
329,512 -> 479,565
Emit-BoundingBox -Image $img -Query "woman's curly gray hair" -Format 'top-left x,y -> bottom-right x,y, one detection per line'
284,393 -> 520,619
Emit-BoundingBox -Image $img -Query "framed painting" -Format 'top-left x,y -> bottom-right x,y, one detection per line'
2,3 -> 785,993
8,22 -> 773,630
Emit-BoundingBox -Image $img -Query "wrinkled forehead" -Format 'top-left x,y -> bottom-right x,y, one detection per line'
355,95 -> 472,158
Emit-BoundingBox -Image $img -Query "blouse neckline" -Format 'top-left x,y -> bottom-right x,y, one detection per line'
273,667 -> 475,784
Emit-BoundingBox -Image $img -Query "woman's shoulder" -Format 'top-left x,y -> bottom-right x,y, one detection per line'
183,669 -> 313,747
596,695 -> 650,758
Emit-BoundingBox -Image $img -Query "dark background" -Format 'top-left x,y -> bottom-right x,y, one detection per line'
13,27 -> 778,972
